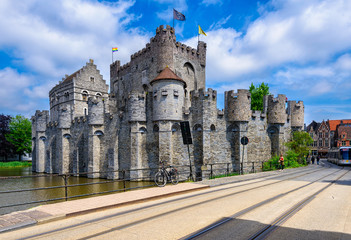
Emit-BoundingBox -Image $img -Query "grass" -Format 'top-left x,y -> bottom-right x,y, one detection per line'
209,172 -> 239,179
0,161 -> 32,168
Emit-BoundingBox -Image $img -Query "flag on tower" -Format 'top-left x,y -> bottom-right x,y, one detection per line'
198,25 -> 207,36
173,9 -> 186,21
112,47 -> 118,52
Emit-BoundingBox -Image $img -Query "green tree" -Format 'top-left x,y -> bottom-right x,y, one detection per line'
249,82 -> 270,111
0,114 -> 16,160
285,131 -> 313,164
6,115 -> 32,161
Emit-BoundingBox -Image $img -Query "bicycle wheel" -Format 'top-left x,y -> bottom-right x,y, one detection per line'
170,169 -> 179,185
155,171 -> 167,187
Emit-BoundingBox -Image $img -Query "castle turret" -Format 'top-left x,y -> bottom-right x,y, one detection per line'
31,110 -> 49,173
58,104 -> 72,128
265,94 -> 287,124
88,98 -> 104,125
150,67 -> 186,121
110,60 -> 120,95
225,89 -> 251,122
152,25 -> 176,71
288,100 -> 304,129
128,91 -> 146,122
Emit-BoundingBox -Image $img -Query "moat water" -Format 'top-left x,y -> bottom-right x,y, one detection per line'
0,167 -> 152,215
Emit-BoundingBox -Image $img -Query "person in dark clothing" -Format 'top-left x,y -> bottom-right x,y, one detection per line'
311,155 -> 315,164
317,155 -> 320,165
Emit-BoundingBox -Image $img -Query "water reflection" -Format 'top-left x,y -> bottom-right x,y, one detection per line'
0,167 -> 153,215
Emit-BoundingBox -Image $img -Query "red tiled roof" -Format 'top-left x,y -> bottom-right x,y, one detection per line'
328,119 -> 351,131
337,125 -> 351,139
150,67 -> 186,87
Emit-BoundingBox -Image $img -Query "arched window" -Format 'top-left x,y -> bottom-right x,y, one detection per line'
82,91 -> 89,101
96,92 -> 102,99
153,124 -> 159,132
94,130 -> 104,136
227,124 -> 239,132
139,127 -> 147,134
172,123 -> 180,132
210,124 -> 216,132
193,124 -> 203,132
84,108 -> 87,116
63,134 -> 71,139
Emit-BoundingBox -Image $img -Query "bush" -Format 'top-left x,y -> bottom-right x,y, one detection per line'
0,161 -> 32,168
262,155 -> 280,171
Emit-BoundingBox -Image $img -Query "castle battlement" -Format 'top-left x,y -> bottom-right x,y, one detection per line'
31,25 -> 305,178
265,94 -> 287,124
191,88 -> 217,100
225,89 -> 251,122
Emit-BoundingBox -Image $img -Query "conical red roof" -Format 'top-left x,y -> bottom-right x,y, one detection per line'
150,67 -> 186,87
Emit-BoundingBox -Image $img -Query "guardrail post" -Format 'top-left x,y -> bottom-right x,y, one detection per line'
210,164 -> 213,179
63,174 -> 68,201
226,163 -> 229,176
252,162 -> 254,173
122,170 -> 126,192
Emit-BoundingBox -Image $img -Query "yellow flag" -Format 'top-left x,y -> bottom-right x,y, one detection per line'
198,25 -> 207,36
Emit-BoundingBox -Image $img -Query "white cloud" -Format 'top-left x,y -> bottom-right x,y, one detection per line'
194,0 -> 351,86
201,0 -> 223,7
0,0 -> 151,115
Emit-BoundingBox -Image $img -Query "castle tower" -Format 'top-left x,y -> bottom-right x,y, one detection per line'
128,91 -> 146,122
265,94 -> 287,124
87,97 -> 105,177
110,60 -> 120,95
58,104 -> 72,129
31,110 -> 49,173
150,67 -> 186,121
287,100 -> 304,129
88,98 -> 104,125
225,89 -> 251,122
191,88 -> 218,178
152,25 -> 176,71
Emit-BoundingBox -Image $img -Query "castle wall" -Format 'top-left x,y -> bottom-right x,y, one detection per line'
32,25 -> 304,180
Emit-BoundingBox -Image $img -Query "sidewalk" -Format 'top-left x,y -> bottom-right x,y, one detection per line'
0,182 -> 208,233
0,164 -> 321,234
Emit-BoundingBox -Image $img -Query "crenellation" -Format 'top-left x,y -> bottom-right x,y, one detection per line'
266,94 -> 287,124
32,25 -> 304,178
225,89 -> 251,122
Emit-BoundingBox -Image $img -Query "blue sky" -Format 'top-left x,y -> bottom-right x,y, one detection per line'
0,0 -> 351,125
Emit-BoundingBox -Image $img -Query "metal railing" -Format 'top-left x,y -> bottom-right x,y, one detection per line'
0,162 -> 263,214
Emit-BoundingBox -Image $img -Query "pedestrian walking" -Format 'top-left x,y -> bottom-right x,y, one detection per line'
279,154 -> 284,171
311,155 -> 315,164
317,155 -> 320,165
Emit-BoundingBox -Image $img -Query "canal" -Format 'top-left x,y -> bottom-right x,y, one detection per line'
0,167 -> 153,215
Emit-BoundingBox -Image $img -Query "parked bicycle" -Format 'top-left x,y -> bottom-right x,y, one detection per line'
154,162 -> 179,187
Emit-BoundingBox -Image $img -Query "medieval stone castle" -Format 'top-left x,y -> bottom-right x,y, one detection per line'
31,25 -> 304,179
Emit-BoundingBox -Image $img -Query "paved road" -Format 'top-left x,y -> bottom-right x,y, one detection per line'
1,161 -> 351,240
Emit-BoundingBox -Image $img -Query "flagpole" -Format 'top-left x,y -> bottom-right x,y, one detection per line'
112,50 -> 113,63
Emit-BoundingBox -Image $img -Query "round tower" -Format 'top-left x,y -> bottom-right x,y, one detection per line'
266,94 -> 287,124
225,89 -> 251,122
128,91 -> 146,122
150,67 -> 186,121
152,25 -> 176,71
288,100 -> 304,128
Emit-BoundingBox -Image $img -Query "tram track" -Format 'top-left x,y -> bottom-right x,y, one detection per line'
247,168 -> 350,240
182,168 -> 347,240
6,166 -> 336,240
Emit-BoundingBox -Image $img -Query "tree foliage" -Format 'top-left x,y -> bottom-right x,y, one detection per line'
5,115 -> 32,161
285,131 -> 313,163
0,114 -> 15,160
249,82 -> 270,111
